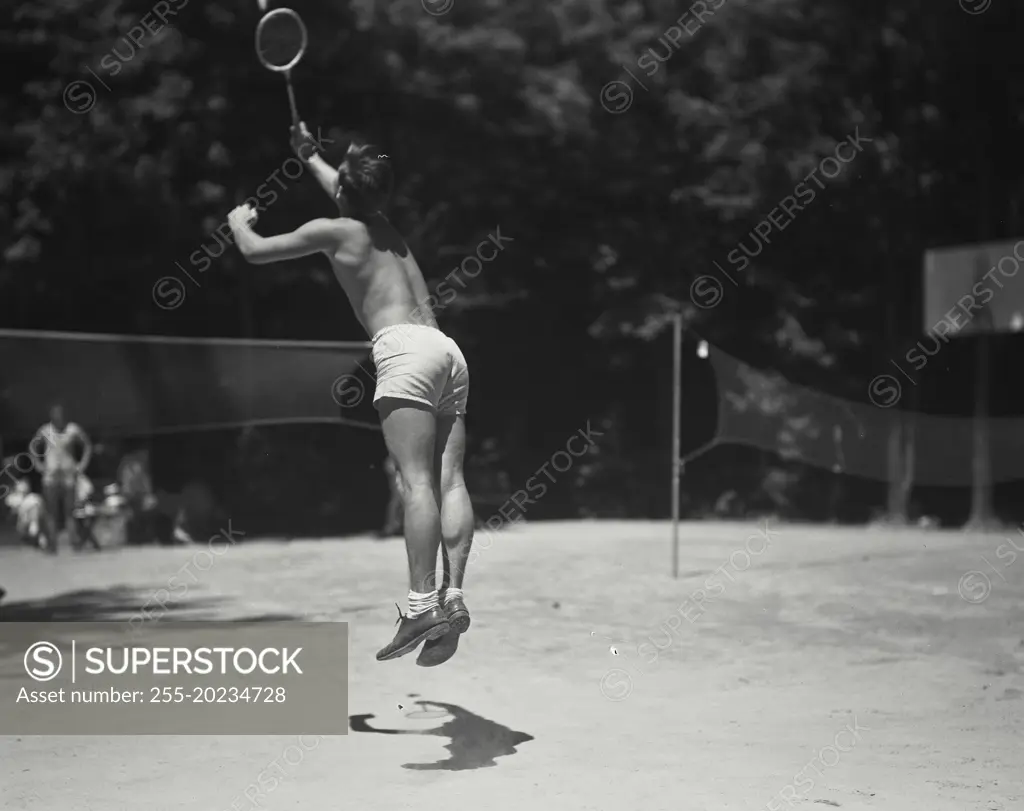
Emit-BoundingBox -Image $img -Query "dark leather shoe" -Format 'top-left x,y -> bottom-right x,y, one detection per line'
376,605 -> 450,661
416,593 -> 471,667
445,595 -> 471,633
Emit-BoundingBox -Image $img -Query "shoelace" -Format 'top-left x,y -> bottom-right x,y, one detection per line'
394,602 -> 405,624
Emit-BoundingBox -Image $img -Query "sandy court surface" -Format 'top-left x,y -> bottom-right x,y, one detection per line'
1,520 -> 1022,810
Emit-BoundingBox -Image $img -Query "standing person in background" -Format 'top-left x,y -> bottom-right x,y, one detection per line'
378,454 -> 404,538
31,404 -> 92,554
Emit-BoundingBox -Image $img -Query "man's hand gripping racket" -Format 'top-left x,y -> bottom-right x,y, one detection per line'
290,121 -> 320,162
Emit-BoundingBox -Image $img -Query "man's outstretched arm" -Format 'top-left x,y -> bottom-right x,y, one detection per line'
229,207 -> 341,265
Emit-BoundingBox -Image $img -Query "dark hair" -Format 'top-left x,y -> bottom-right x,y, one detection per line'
337,141 -> 393,216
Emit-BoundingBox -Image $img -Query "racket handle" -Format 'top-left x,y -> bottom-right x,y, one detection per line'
284,73 -> 299,127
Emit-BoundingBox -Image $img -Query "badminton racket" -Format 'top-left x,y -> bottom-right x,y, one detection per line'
255,8 -> 308,127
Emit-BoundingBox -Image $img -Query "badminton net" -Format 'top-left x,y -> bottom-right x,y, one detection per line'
0,328 -> 378,440
702,341 -> 1024,486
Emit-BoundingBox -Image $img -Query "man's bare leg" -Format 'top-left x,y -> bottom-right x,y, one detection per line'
417,414 -> 474,666
375,399 -> 450,661
437,415 -> 473,592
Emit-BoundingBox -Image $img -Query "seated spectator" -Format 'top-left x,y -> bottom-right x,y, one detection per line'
70,473 -> 101,551
102,483 -> 126,510
75,472 -> 94,505
4,479 -> 46,550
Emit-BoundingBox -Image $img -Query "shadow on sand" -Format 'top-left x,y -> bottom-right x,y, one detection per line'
0,585 -> 301,623
350,700 -> 534,771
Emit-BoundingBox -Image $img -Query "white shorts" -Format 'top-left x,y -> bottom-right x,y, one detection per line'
371,324 -> 469,416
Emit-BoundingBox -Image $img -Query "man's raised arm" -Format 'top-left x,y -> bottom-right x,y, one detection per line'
291,122 -> 338,200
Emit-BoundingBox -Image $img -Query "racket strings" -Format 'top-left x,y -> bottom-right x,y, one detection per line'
256,11 -> 306,70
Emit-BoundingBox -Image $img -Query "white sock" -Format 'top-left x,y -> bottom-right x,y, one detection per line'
443,587 -> 464,605
407,589 -> 439,618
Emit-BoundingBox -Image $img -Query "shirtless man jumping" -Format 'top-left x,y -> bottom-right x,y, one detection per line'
228,124 -> 473,667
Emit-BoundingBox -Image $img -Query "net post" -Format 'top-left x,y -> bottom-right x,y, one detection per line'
968,330 -> 994,527
671,311 -> 682,579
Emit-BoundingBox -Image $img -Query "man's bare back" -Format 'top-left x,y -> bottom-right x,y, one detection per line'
326,215 -> 436,339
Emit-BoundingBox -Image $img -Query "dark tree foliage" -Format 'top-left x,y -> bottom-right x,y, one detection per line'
3,0 -> 1022,532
